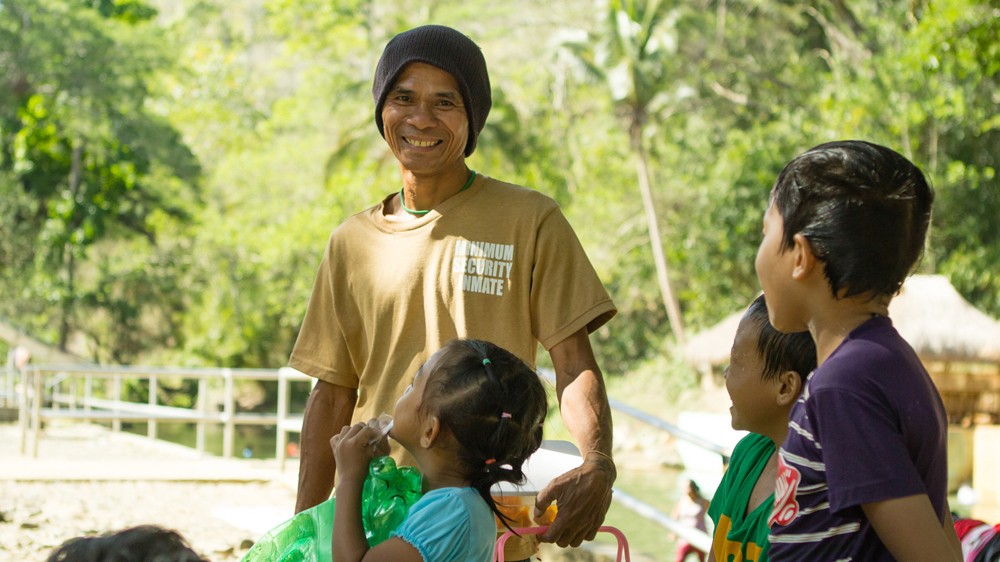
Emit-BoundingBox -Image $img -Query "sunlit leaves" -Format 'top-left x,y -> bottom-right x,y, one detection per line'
2,0 -> 997,373
0,0 -> 199,356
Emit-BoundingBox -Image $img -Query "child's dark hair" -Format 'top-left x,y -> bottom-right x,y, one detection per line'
770,140 -> 934,298
744,294 -> 817,383
47,525 -> 208,562
420,338 -> 547,529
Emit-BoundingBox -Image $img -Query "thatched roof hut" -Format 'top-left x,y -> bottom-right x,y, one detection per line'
683,309 -> 744,372
889,275 -> 1000,363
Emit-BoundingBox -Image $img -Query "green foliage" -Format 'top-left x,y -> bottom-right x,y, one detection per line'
904,0 -> 1000,316
2,3 -> 994,557
0,0 -> 199,359
1,0 -> 998,382
79,0 -> 158,23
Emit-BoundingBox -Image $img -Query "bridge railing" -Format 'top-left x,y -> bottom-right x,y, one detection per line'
18,364 -> 312,469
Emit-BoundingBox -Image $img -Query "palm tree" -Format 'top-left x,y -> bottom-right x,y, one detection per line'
556,0 -> 686,345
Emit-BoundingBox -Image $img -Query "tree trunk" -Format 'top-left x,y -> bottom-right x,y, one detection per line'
630,123 -> 685,346
59,142 -> 83,351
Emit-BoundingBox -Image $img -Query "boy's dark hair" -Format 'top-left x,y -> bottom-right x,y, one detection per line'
770,140 -> 934,298
421,338 -> 547,529
47,525 -> 208,562
744,294 -> 817,383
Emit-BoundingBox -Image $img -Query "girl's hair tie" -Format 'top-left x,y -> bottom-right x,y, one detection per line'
484,458 -> 497,465
500,412 -> 512,419
482,358 -> 491,366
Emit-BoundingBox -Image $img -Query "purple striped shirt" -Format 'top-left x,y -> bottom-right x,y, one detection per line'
768,316 -> 948,561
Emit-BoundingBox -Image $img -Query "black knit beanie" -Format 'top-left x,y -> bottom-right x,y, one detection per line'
372,25 -> 492,157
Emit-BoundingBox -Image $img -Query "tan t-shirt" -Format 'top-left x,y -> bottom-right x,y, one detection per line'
290,174 -> 616,459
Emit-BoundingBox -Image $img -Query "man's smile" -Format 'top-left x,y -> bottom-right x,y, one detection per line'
404,137 -> 441,148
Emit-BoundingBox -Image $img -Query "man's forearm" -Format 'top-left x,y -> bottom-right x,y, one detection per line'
560,368 -> 615,473
550,329 -> 615,469
538,327 -> 617,547
295,380 -> 357,513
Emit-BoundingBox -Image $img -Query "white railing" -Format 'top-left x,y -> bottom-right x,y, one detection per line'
17,364 -> 312,470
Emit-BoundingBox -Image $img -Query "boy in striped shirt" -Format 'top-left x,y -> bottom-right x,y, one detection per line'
754,140 -> 961,561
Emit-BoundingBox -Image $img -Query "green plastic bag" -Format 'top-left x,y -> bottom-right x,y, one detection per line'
241,497 -> 336,562
361,456 -> 423,546
242,457 -> 422,562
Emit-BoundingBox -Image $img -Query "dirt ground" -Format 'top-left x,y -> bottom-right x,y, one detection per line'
0,481 -> 636,562
0,422 -> 649,561
0,421 -> 298,561
0,479 -> 295,561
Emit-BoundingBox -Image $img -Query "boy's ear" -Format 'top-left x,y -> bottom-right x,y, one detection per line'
790,233 -> 817,281
419,415 -> 441,449
775,370 -> 802,406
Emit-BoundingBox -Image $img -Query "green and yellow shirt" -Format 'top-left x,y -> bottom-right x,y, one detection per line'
708,432 -> 775,562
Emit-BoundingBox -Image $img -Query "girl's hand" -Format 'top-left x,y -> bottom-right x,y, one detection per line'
331,423 -> 380,482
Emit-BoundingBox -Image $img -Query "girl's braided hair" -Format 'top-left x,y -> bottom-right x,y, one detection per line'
419,339 -> 548,529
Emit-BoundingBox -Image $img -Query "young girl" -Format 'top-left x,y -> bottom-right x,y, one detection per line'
708,294 -> 816,562
331,338 -> 548,562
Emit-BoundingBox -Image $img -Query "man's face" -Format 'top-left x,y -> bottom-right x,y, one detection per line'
381,62 -> 469,177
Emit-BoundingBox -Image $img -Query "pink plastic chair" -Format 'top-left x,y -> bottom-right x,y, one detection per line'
494,525 -> 631,562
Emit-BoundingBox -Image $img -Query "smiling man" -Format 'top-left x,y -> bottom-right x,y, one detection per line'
289,25 -> 619,553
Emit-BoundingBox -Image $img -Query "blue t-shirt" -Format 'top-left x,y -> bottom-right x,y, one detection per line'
768,316 -> 948,560
391,487 -> 495,562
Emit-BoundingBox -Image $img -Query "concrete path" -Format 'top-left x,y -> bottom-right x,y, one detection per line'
0,422 -> 298,485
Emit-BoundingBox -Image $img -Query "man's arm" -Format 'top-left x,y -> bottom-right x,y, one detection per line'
534,327 -> 616,548
862,494 -> 962,562
295,380 -> 357,513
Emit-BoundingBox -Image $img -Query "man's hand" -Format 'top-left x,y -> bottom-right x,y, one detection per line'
534,453 -> 616,547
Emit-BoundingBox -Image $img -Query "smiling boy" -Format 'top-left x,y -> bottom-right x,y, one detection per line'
708,294 -> 816,562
